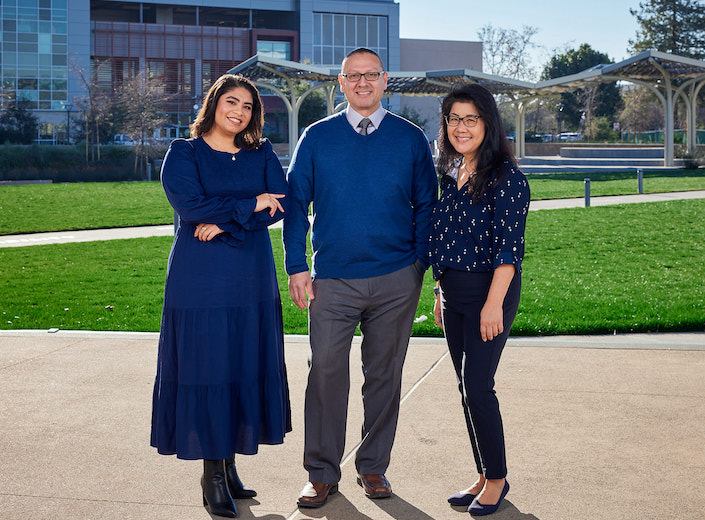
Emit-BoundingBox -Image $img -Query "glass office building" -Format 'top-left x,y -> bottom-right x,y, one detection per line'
0,0 -> 400,143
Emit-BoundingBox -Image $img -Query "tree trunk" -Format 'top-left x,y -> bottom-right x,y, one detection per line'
95,122 -> 101,161
85,114 -> 89,163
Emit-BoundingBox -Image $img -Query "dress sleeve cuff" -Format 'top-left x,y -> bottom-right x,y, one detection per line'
233,198 -> 257,224
215,222 -> 245,247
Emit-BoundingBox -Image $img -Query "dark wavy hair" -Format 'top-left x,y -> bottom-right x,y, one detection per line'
190,74 -> 263,150
438,83 -> 516,200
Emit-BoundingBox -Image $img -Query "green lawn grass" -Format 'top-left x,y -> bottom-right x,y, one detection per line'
527,169 -> 705,200
0,181 -> 172,235
2,199 -> 703,336
1,170 -> 703,235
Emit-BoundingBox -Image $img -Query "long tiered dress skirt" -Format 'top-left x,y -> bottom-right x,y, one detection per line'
150,223 -> 291,460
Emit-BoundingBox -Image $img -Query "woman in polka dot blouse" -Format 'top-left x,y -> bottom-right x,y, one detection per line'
429,83 -> 530,516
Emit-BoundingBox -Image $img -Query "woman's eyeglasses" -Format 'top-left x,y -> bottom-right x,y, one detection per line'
445,114 -> 481,127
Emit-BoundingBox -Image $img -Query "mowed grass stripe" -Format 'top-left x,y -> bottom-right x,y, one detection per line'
1,199 -> 703,336
527,169 -> 705,200
0,181 -> 172,235
1,170 -> 703,235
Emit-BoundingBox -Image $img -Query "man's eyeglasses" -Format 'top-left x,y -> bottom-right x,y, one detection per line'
445,114 -> 482,128
340,71 -> 384,82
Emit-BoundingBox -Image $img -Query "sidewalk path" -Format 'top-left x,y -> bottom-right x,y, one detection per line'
1,330 -> 703,519
1,190 -> 704,248
0,225 -> 174,248
529,189 -> 705,210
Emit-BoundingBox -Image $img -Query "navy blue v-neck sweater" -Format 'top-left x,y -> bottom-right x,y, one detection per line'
283,111 -> 438,279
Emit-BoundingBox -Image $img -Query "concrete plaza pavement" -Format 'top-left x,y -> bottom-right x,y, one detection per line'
1,329 -> 704,520
2,190 -> 704,248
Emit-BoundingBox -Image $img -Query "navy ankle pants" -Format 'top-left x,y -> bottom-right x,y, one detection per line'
440,268 -> 521,479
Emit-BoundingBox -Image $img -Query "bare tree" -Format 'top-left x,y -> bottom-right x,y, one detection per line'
618,84 -> 664,135
117,72 -> 169,175
577,86 -> 600,140
71,60 -> 113,162
524,99 -> 559,138
477,23 -> 540,81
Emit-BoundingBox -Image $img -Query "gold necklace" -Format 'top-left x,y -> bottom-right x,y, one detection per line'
203,134 -> 239,161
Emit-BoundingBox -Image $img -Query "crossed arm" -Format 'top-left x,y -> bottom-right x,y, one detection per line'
194,193 -> 285,241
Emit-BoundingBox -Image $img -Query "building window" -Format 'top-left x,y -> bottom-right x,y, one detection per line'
0,0 -> 68,111
257,40 -> 290,60
199,7 -> 249,28
312,13 -> 388,67
252,10 -> 296,30
202,61 -> 240,93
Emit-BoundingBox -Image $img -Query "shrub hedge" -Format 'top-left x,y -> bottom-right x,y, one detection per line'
0,144 -> 168,183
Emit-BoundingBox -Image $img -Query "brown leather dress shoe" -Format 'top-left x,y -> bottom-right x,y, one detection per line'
296,481 -> 339,508
356,473 -> 392,499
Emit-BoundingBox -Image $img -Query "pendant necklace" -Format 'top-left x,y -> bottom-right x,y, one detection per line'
459,160 -> 475,182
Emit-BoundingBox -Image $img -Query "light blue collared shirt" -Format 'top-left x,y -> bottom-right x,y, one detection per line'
345,105 -> 387,135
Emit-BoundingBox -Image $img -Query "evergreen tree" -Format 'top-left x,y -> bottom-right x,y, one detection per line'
629,0 -> 705,59
0,100 -> 38,144
542,44 -> 623,131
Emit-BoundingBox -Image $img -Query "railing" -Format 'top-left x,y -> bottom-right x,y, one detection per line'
583,169 -> 645,208
620,130 -> 705,145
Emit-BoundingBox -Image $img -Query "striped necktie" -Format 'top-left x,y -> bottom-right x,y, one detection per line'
358,117 -> 372,135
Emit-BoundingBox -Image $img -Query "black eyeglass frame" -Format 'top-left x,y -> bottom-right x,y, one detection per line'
340,71 -> 385,82
444,114 -> 482,127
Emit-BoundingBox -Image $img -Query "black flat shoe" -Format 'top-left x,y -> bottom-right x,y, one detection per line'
448,490 -> 477,506
468,481 -> 509,516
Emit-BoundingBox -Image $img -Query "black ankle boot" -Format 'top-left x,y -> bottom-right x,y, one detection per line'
225,455 -> 257,499
202,459 -> 238,518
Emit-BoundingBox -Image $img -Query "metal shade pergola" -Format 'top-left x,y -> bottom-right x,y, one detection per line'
229,51 -> 705,165
535,50 -> 705,165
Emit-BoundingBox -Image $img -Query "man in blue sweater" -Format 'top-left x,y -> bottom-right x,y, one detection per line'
283,48 -> 438,508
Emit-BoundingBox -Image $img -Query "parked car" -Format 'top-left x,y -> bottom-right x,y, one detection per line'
559,132 -> 582,141
113,134 -> 137,146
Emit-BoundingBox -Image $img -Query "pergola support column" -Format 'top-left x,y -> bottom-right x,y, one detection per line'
515,101 -> 526,158
326,84 -> 337,115
650,59 -> 674,167
686,79 -> 705,153
695,81 -> 705,150
674,76 -> 705,155
253,80 -> 295,157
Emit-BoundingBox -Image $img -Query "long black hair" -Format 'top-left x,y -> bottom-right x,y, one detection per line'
190,74 -> 263,151
437,83 -> 516,200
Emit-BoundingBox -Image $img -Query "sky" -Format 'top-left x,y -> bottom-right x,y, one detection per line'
398,0 -> 643,78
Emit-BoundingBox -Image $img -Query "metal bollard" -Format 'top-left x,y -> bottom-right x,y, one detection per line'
584,178 -> 591,207
637,169 -> 643,194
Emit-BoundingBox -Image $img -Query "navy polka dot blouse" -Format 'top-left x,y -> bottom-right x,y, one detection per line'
429,159 -> 530,281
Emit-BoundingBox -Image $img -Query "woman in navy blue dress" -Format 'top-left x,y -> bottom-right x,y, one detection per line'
429,84 -> 530,516
151,74 -> 291,518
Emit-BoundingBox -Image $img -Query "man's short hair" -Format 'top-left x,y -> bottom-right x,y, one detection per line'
341,47 -> 384,70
